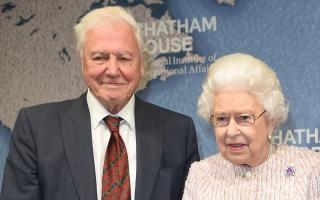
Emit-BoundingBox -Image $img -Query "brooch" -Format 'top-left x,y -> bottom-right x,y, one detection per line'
285,166 -> 295,177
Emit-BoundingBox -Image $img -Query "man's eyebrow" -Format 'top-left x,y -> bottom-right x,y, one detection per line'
115,51 -> 134,56
90,51 -> 108,56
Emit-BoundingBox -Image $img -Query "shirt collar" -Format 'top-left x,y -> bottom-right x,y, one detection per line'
86,89 -> 135,130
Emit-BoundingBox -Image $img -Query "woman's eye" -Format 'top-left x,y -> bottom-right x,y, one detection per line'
238,114 -> 252,121
216,116 -> 229,122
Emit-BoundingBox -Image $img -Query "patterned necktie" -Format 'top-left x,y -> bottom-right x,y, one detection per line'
102,116 -> 131,200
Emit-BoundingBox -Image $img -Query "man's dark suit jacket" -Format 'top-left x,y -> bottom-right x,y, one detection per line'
0,93 -> 200,200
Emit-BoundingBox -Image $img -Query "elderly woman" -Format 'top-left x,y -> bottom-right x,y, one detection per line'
183,53 -> 320,199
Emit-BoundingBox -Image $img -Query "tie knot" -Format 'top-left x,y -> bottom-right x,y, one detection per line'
104,116 -> 122,132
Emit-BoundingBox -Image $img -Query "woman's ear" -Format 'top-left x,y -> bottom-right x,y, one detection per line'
267,118 -> 275,141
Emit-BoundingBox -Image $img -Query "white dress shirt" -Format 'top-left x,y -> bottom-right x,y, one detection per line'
87,89 -> 137,200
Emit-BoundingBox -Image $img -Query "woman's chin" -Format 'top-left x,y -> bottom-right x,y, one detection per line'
224,153 -> 250,166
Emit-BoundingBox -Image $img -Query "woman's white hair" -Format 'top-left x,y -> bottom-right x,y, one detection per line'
73,6 -> 143,56
198,53 -> 288,128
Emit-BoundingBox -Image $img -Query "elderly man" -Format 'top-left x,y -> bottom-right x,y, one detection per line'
0,6 -> 199,200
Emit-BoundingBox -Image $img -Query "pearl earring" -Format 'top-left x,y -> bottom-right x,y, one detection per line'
268,134 -> 272,141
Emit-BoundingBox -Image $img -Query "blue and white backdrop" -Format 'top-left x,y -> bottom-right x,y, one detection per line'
1,0 -> 320,186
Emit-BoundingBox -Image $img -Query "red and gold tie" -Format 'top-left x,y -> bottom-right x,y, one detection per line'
102,116 -> 131,200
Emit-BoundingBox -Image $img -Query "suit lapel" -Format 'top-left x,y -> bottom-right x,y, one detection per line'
134,97 -> 163,200
60,94 -> 97,200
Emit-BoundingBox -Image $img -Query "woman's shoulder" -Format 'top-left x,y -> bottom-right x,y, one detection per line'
278,144 -> 319,157
189,153 -> 228,175
277,144 -> 320,168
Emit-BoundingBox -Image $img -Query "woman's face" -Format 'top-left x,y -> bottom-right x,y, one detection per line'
212,89 -> 272,167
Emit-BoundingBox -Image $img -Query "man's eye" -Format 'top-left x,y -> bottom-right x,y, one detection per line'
91,53 -> 109,61
119,57 -> 131,61
93,56 -> 103,60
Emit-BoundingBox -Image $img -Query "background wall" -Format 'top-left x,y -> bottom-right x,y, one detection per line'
1,0 -> 319,175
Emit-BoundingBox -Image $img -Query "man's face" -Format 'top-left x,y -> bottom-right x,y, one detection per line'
82,21 -> 143,113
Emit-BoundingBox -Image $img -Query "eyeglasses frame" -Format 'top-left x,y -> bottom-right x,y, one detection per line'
209,110 -> 267,127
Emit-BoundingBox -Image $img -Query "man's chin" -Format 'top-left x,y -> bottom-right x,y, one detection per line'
100,94 -> 131,105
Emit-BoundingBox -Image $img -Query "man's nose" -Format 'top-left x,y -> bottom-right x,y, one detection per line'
106,55 -> 120,76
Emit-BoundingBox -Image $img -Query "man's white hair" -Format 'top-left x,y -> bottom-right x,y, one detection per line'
73,6 -> 143,56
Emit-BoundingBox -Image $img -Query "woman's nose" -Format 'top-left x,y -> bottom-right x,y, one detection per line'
226,118 -> 241,138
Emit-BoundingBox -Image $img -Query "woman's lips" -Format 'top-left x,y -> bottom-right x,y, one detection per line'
227,143 -> 246,151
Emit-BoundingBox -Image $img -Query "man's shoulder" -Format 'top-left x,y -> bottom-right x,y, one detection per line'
19,93 -> 86,117
136,97 -> 191,121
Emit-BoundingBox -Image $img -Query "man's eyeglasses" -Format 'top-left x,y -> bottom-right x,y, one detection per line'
210,110 -> 266,127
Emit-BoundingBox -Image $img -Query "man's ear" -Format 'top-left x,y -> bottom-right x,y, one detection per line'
80,51 -> 85,76
140,53 -> 146,76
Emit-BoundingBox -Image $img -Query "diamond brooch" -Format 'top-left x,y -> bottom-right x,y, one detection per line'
285,166 -> 295,177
